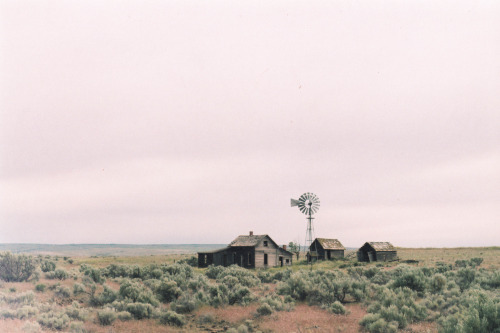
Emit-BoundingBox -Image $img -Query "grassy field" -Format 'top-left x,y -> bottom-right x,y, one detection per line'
0,247 -> 499,332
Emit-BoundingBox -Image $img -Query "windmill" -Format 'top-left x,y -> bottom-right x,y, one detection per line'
291,192 -> 320,253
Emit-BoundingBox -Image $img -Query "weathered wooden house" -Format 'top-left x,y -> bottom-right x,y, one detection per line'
309,238 -> 345,261
198,232 -> 293,268
357,242 -> 397,262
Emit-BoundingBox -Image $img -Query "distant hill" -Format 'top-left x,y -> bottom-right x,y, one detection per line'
0,244 -> 226,257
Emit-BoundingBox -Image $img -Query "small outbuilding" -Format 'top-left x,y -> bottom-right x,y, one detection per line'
308,238 -> 345,261
198,231 -> 293,269
357,242 -> 397,262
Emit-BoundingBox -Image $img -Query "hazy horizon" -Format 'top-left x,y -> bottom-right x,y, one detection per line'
1,1 -> 499,248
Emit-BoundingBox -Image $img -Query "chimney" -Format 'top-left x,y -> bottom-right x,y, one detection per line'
249,231 -> 253,236
283,245 -> 287,251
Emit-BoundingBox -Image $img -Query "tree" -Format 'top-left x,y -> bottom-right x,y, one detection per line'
288,242 -> 301,260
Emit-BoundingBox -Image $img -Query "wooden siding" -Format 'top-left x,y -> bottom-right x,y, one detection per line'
310,239 -> 345,261
357,242 -> 398,262
374,251 -> 398,262
198,234 -> 292,268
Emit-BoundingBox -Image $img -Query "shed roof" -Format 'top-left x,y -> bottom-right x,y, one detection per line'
229,234 -> 269,247
315,238 -> 345,250
366,242 -> 396,251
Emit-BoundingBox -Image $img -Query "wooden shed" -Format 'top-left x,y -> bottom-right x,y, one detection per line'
357,242 -> 397,262
198,231 -> 293,269
309,238 -> 345,261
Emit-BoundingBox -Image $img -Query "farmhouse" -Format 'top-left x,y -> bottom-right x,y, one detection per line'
308,238 -> 345,261
357,242 -> 397,262
197,231 -> 293,268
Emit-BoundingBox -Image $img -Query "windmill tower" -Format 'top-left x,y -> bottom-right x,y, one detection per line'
290,192 -> 320,252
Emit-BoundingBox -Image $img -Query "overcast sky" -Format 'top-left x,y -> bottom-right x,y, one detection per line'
1,1 -> 499,247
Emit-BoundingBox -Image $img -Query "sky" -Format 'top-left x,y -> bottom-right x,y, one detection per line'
0,1 -> 499,248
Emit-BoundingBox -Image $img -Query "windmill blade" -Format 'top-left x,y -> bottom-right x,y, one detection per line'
290,199 -> 300,207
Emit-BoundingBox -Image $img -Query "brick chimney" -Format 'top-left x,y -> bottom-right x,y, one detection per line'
249,231 -> 253,236
283,245 -> 287,251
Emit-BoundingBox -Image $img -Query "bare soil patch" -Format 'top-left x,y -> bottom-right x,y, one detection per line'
258,303 -> 366,333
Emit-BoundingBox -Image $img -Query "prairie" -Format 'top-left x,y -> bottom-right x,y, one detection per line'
0,246 -> 499,332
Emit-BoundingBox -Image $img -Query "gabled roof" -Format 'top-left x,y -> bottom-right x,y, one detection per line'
315,238 -> 345,250
365,242 -> 396,251
229,234 -> 269,247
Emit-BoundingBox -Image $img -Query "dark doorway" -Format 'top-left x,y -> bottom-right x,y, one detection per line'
327,250 -> 331,260
279,256 -> 283,267
264,253 -> 268,265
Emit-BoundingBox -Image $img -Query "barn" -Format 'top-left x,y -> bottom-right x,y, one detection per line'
308,238 -> 345,261
357,242 -> 397,262
198,231 -> 293,268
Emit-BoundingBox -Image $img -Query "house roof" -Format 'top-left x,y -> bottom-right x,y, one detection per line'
228,234 -> 294,255
315,238 -> 345,250
366,242 -> 396,251
229,234 -> 269,247
198,246 -> 230,254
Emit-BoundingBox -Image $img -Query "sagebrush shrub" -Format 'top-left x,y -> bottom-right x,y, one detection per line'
1,290 -> 35,305
45,269 -> 69,280
73,283 -> 85,296
119,279 -> 159,306
97,308 -> 117,325
456,268 -> 476,291
430,274 -> 447,293
80,265 -> 105,284
155,279 -> 182,303
126,302 -> 156,319
171,293 -> 199,314
40,260 -> 56,272
256,303 -> 273,316
159,310 -> 186,327
65,301 -> 88,321
37,311 -> 70,330
328,301 -> 347,315
17,305 -> 39,319
22,320 -> 42,333
55,286 -> 71,298
391,268 -> 428,293
95,285 -> 118,305
365,286 -> 427,329
35,284 -> 46,292
0,252 -> 37,282
117,311 -> 132,321
479,270 -> 500,290
177,256 -> 198,267
0,308 -> 17,319
68,321 -> 85,333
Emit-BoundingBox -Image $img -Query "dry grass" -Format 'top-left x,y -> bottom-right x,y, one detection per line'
0,319 -> 26,333
196,304 -> 259,324
258,303 -> 366,333
73,254 -> 192,267
397,247 -> 500,268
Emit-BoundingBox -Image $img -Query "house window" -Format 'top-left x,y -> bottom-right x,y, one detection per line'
263,241 -> 268,247
286,259 -> 290,264
203,255 -> 207,264
264,253 -> 268,265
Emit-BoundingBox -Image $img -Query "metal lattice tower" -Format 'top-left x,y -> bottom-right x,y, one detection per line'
290,192 -> 320,250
